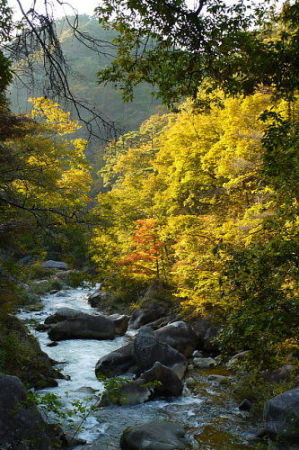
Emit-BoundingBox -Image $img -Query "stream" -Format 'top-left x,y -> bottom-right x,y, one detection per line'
18,286 -> 257,449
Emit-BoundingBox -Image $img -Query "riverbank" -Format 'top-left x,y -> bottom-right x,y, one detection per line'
0,264 -> 296,450
16,284 -> 257,449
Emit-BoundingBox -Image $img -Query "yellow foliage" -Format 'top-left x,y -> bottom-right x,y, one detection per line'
92,90 -> 298,316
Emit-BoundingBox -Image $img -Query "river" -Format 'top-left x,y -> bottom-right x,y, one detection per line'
18,286 -> 256,449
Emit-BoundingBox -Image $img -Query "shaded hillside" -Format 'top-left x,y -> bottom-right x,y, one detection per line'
8,15 -> 161,167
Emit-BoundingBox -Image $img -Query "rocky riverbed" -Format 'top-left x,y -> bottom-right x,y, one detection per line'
16,284 -> 261,449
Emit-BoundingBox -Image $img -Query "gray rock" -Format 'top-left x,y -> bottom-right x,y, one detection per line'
36,323 -> 51,331
46,341 -> 58,347
109,314 -> 129,335
141,361 -> 183,397
95,343 -> 136,378
190,318 -> 219,352
99,362 -> 183,407
263,387 -> 299,441
193,350 -> 203,358
120,421 -> 188,449
193,357 -> 216,369
0,374 -> 61,449
155,321 -> 198,357
48,314 -> 115,341
45,309 -> 128,336
54,269 -> 80,280
134,327 -> 187,379
87,289 -> 117,308
227,351 -> 250,369
18,255 -> 35,265
207,374 -> 230,385
44,307 -> 83,324
129,303 -> 167,330
87,288 -> 103,307
41,260 -> 68,270
145,314 -> 178,330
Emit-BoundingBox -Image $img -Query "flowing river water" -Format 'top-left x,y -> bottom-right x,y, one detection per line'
18,286 -> 257,449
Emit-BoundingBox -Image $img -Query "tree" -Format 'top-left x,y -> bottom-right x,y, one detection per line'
119,218 -> 166,279
0,97 -> 92,271
0,97 -> 91,225
0,0 -> 12,101
96,0 -> 299,106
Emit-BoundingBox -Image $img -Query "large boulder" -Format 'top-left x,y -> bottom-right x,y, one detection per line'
263,387 -> 299,441
141,362 -> 183,398
95,343 -> 136,378
193,357 -> 217,369
87,288 -> 116,308
0,374 -> 62,449
98,362 -> 183,406
156,321 -> 198,357
134,327 -> 187,379
120,421 -> 188,450
45,310 -> 128,336
48,314 -> 115,341
190,318 -> 219,352
144,314 -> 178,330
41,260 -> 68,270
44,307 -> 83,324
129,303 -> 167,330
87,288 -> 103,307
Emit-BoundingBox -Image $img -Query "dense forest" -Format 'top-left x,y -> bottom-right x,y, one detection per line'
0,0 -> 298,449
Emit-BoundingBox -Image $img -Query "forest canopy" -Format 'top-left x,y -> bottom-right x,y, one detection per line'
0,0 -> 298,373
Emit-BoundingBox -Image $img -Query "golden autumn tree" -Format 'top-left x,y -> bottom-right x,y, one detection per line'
119,218 -> 166,280
0,97 -> 92,267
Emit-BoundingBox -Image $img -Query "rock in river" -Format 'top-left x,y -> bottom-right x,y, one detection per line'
120,421 -> 188,450
98,362 -> 183,406
95,343 -> 136,378
48,314 -> 116,341
44,307 -> 83,324
109,314 -> 130,336
129,303 -> 167,329
190,318 -> 219,352
156,320 -> 198,357
141,361 -> 183,398
45,309 -> 128,336
134,327 -> 187,379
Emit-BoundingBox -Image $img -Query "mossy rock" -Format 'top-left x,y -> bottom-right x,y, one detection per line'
0,315 -> 64,388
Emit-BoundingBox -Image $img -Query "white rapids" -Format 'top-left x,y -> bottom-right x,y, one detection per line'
18,286 -> 206,446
